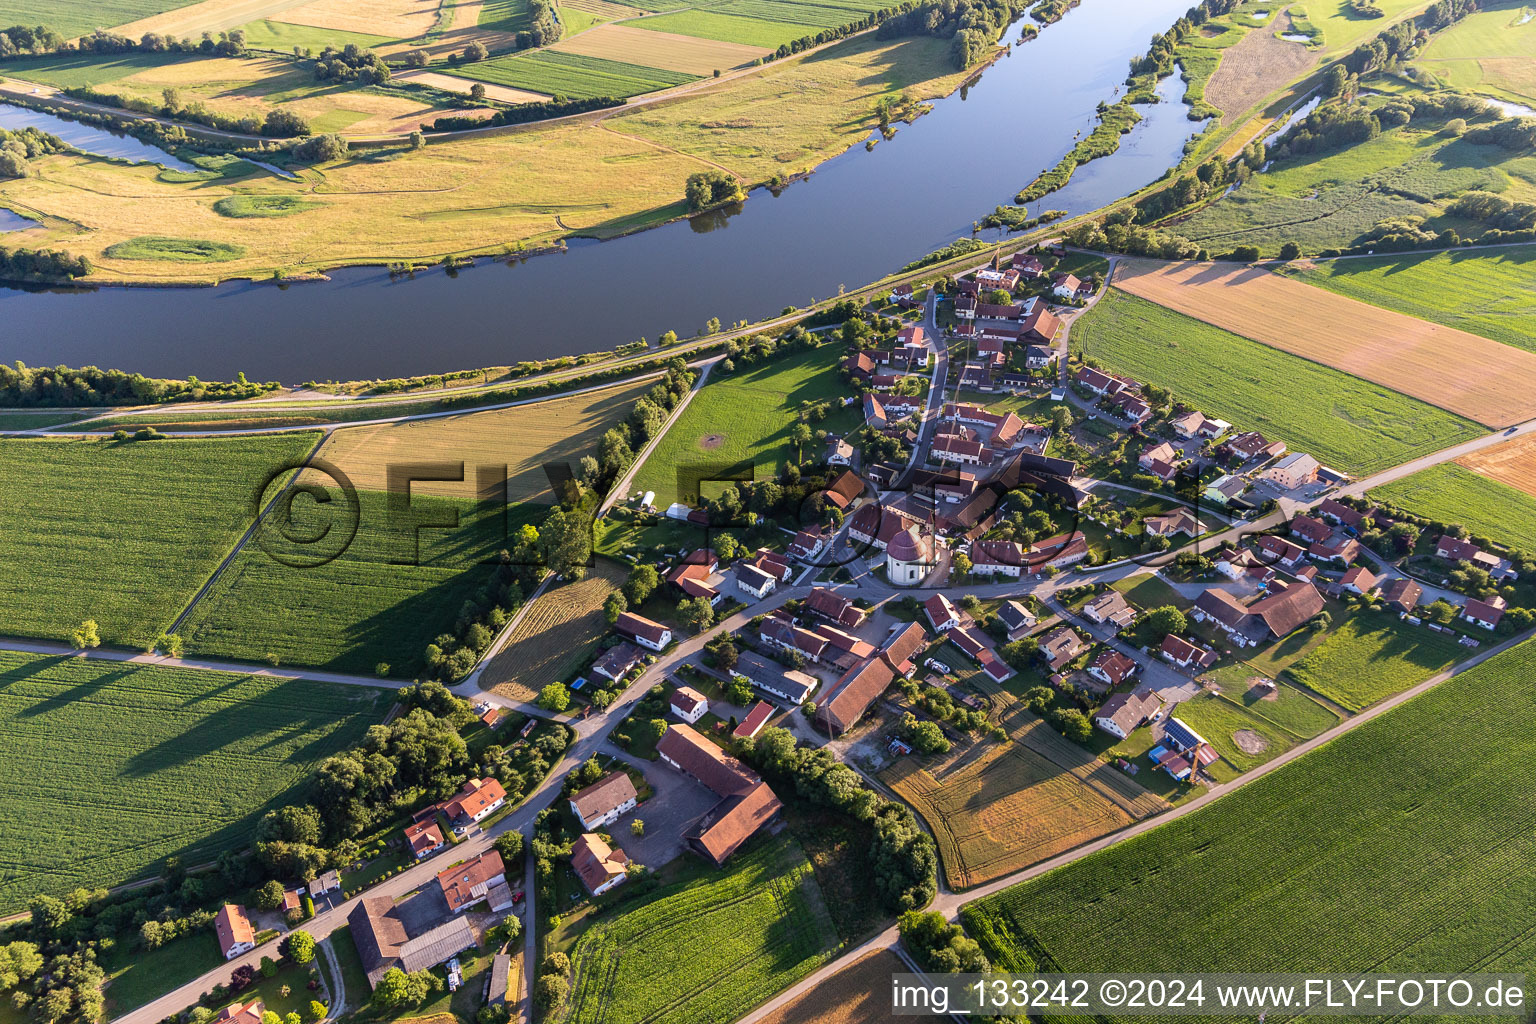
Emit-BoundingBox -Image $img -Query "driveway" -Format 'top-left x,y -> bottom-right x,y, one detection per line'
600,747 -> 721,869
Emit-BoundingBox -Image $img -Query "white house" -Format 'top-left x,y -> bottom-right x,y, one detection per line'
214,905 -> 255,961
670,686 -> 709,723
615,611 -> 672,652
569,772 -> 639,830
736,563 -> 777,599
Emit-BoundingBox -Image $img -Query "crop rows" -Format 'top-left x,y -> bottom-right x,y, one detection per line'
1283,609 -> 1463,713
452,50 -> 699,99
480,559 -> 626,701
1371,462 -> 1536,553
561,834 -> 839,1024
0,651 -> 386,911
962,639 -> 1536,1016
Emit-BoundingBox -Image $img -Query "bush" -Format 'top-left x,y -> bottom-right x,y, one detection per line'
293,133 -> 347,163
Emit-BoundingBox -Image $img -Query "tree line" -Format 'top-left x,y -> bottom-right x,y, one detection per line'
876,0 -> 1031,69
0,24 -> 246,57
0,363 -> 279,406
429,94 -> 624,133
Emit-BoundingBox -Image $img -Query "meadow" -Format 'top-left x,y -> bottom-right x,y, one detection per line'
477,0 -> 533,33
1416,0 -> 1536,106
1294,0 -> 1444,53
0,51 -> 188,88
630,342 -> 861,508
1073,290 -> 1483,474
1167,691 -> 1297,772
963,639 -> 1536,986
177,489 -> 544,676
1203,665 -> 1342,737
1286,246 -> 1536,355
1111,260 -> 1536,427
0,651 -> 386,911
1371,462 -> 1536,552
214,194 -> 323,217
0,0 -> 190,37
480,558 -> 628,702
883,708 -> 1167,889
235,18 -> 396,50
560,833 -> 840,1024
1283,608 -> 1464,712
447,49 -> 698,99
0,433 -> 320,648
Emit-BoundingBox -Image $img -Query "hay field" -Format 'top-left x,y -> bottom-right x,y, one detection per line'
883,709 -> 1167,890
482,558 -> 627,701
109,0 -> 313,41
562,0 -> 646,19
1202,11 -> 1315,118
393,68 -> 550,103
1111,260 -> 1536,427
318,380 -> 648,504
752,951 -> 949,1024
552,22 -> 769,75
1458,433 -> 1536,499
272,0 -> 441,40
1417,1 -> 1536,105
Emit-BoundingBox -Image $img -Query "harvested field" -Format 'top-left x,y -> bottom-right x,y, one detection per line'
1203,11 -> 1315,118
392,68 -> 550,103
273,0 -> 441,38
552,23 -> 770,75
752,950 -> 949,1024
109,0 -> 313,41
1458,433 -> 1536,499
562,0 -> 646,19
317,380 -> 649,505
1111,259 -> 1536,427
882,707 -> 1167,889
482,559 -> 629,702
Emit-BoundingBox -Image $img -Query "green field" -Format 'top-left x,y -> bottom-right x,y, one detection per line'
1295,0 -> 1443,52
236,19 -> 396,51
104,236 -> 248,262
213,195 -> 323,218
0,51 -> 189,88
0,434 -> 320,648
1167,691 -> 1298,771
447,49 -> 698,99
0,0 -> 188,38
1204,666 -> 1343,737
0,651 -> 386,911
1073,290 -> 1483,474
1371,461 -> 1536,551
0,411 -> 86,430
1417,0 -> 1536,105
478,0 -> 533,33
1284,608 -> 1465,712
630,342 -> 861,507
634,0 -> 887,44
561,833 -> 840,1024
963,637 -> 1536,986
1286,246 -> 1536,354
178,490 -> 544,677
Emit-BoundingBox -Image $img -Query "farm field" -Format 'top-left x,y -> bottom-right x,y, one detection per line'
392,68 -> 548,103
177,489 -> 543,676
1416,0 -> 1536,106
445,49 -> 699,99
1110,260 -> 1536,427
1167,691 -> 1297,772
751,950 -> 949,1024
1,34 -> 968,282
480,558 -> 627,702
632,0 -> 887,46
883,708 -> 1167,889
1294,0 -> 1442,52
316,379 -> 649,505
1283,608 -> 1465,712
963,638 -> 1536,986
1371,461 -> 1536,552
560,833 -> 840,1024
1285,246 -> 1536,355
1203,666 -> 1342,737
0,651 -> 386,911
0,0 -> 195,37
0,433 -> 319,649
1457,432 -> 1536,499
551,23 -> 770,75
268,0 -> 440,40
104,0 -> 324,42
235,17 -> 397,50
630,342 -> 860,508
1072,290 -> 1483,474
1198,9 -> 1314,119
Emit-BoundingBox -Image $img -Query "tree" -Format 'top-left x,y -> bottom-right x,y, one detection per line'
69,619 -> 100,650
630,819 -> 645,836
262,109 -> 311,138
625,564 -> 660,604
260,956 -> 278,979
255,879 -> 285,911
1137,605 -> 1187,644
1050,405 -> 1074,432
538,682 -> 570,712
470,82 -> 487,100
534,974 -> 570,1010
684,169 -> 746,212
539,506 -> 592,579
294,133 -> 347,163
725,672 -> 753,706
307,1002 -> 327,1023
950,551 -> 972,577
493,830 -> 525,863
1279,241 -> 1301,260
603,590 -> 628,624
463,40 -> 488,61
789,422 -> 813,463
1048,707 -> 1093,744
285,930 -> 315,965
0,941 -> 43,991
676,596 -> 714,634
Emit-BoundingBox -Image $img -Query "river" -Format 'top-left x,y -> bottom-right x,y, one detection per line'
0,0 -> 1200,383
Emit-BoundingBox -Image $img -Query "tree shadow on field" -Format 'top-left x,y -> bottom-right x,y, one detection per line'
14,661 -> 134,718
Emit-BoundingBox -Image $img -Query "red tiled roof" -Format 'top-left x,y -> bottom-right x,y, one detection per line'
214,904 -> 254,952
438,851 -> 507,912
571,833 -> 629,892
733,701 -> 774,738
570,771 -> 638,824
615,611 -> 670,645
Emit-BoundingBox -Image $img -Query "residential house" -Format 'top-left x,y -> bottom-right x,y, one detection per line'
737,563 -> 778,599
1218,431 -> 1286,465
1022,304 -> 1060,343
1213,547 -> 1276,585
969,539 -> 1026,577
1093,690 -> 1160,739
1261,452 -> 1320,490
214,905 -> 256,960
997,600 -> 1037,640
897,324 -> 928,349
591,641 -> 644,683
1024,345 -> 1053,370
844,352 -> 874,380
1382,578 -> 1423,614
1310,535 -> 1360,566
217,1002 -> 265,1024
954,293 -> 979,320
1464,595 -> 1506,630
404,819 -> 445,861
733,701 -> 775,739
758,616 -> 828,663
806,587 -> 865,629
571,833 -> 629,895
437,850 -> 508,914
1143,508 -> 1202,539
1338,566 -> 1377,595
731,651 -> 819,705
890,282 -> 914,304
1317,499 -> 1369,531
862,393 -> 888,429
349,898 -> 479,988
1248,581 -> 1325,639
1192,589 -> 1264,648
948,625 -> 1013,683
1204,474 -> 1248,507
669,686 -> 709,724
615,611 -> 672,652
1171,411 -> 1209,439
1075,366 -> 1134,397
976,267 -> 1020,291
657,724 -> 782,864
569,771 -> 639,830
787,525 -> 830,562
924,593 -> 962,632
1138,442 -> 1179,472
1012,253 -> 1044,277
825,438 -> 854,466
1106,391 -> 1151,424
933,435 -> 988,466
750,549 -> 793,582
444,777 -> 507,833
1290,516 -> 1332,546
1038,626 -> 1089,671
1082,591 -> 1137,631
1160,634 -> 1217,670
812,622 -> 877,670
1030,531 -> 1089,569
823,470 -> 865,511
1255,535 -> 1307,568
1052,272 -> 1082,299
1088,650 -> 1139,689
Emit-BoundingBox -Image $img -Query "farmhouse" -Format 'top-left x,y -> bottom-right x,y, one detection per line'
862,394 -> 887,428
787,525 -> 830,562
933,435 -> 988,466
1038,626 -> 1088,671
998,600 -> 1038,640
437,850 -> 509,914
572,833 -> 630,895
736,563 -> 778,599
404,819 -> 445,861
615,611 -> 672,651
1075,366 -> 1135,397
948,625 -> 1013,683
924,593 -> 963,632
1030,531 -> 1089,569
570,771 -> 639,830
667,552 -> 721,604
1192,589 -> 1264,648
1083,591 -> 1137,630
1383,578 -> 1423,613
1093,690 -> 1159,739
1160,634 -> 1216,670
1143,508 -> 1202,539
657,724 -> 782,864
731,651 -> 819,705
1248,581 -> 1326,639
1218,431 -> 1285,464
844,352 -> 874,380
1013,253 -> 1045,277
823,470 -> 865,510
1261,452 -> 1320,490
1255,535 -> 1306,568
669,686 -> 709,724
758,616 -> 829,663
1463,595 -> 1506,631
214,905 -> 255,960
806,588 -> 865,628
970,540 -> 1026,576
349,896 -> 477,989
443,777 -> 506,833
1052,272 -> 1082,299
1022,304 -> 1061,342
1088,650 -> 1139,689
592,641 -> 644,682
825,438 -> 854,466
1105,391 -> 1151,424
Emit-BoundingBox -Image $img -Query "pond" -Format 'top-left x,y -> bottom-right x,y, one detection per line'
0,207 -> 39,231
0,103 -> 200,172
0,0 -> 1202,382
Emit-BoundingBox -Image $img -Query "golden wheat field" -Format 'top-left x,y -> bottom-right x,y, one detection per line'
753,951 -> 950,1024
392,68 -> 550,103
317,380 -> 649,503
882,710 -> 1167,889
1456,434 -> 1536,498
273,0 -> 441,40
109,0 -> 312,40
482,559 -> 628,701
1112,260 -> 1536,427
561,0 -> 646,19
551,22 -> 769,75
